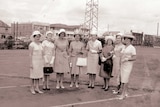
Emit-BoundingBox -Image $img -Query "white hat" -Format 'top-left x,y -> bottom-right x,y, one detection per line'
46,31 -> 53,37
32,31 -> 41,36
105,36 -> 115,42
58,29 -> 66,35
122,33 -> 135,40
30,31 -> 42,41
116,33 -> 123,36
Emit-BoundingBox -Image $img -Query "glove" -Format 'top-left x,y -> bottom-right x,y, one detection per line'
101,57 -> 107,62
50,56 -> 55,65
122,58 -> 128,63
44,55 -> 49,64
90,49 -> 97,54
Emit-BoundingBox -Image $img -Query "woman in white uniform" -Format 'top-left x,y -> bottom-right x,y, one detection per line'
42,31 -> 55,90
86,31 -> 102,88
29,31 -> 44,94
112,33 -> 125,94
118,34 -> 136,99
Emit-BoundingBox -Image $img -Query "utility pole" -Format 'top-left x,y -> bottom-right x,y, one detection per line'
157,22 -> 159,36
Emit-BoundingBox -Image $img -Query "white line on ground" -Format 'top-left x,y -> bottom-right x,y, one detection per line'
0,85 -> 29,89
50,93 -> 149,107
0,86 -> 17,89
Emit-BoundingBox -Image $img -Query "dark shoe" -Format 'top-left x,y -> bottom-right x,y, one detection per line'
91,86 -> 95,89
104,88 -> 109,91
104,86 -> 109,91
46,88 -> 50,90
43,88 -> 47,90
88,86 -> 91,88
101,86 -> 105,89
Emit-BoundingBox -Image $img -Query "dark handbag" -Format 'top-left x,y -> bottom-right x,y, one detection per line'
43,67 -> 53,73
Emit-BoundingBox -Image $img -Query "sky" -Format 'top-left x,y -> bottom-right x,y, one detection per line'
0,0 -> 160,35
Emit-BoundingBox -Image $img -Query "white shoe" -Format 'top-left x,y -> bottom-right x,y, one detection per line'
125,93 -> 128,97
113,90 -> 120,94
56,86 -> 60,89
118,95 -> 125,100
61,85 -> 65,89
70,84 -> 73,88
75,84 -> 79,88
35,89 -> 43,94
30,88 -> 36,95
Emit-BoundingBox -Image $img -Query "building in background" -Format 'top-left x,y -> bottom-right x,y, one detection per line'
50,23 -> 89,40
0,20 -> 11,39
102,31 -> 120,36
50,23 -> 80,36
131,30 -> 144,46
11,22 -> 50,40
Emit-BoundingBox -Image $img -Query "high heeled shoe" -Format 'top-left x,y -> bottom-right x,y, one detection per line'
118,95 -> 125,100
88,85 -> 91,88
75,84 -> 79,88
70,84 -> 73,88
30,88 -> 36,95
35,89 -> 43,94
60,85 -> 65,89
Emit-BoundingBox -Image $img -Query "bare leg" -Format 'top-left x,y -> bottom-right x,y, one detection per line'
118,83 -> 126,99
88,74 -> 92,88
46,75 -> 50,89
104,78 -> 109,91
60,73 -> 65,88
91,74 -> 96,88
102,78 -> 106,89
43,75 -> 47,89
75,75 -> 79,88
35,79 -> 43,93
56,73 -> 60,89
70,74 -> 74,87
30,79 -> 36,94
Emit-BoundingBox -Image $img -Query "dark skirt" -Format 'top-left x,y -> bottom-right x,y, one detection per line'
99,58 -> 113,78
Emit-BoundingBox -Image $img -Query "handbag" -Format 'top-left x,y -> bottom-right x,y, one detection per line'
43,67 -> 54,73
76,57 -> 87,66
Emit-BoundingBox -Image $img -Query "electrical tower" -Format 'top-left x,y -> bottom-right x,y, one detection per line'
83,0 -> 99,35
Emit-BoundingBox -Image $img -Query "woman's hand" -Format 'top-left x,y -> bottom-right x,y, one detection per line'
122,58 -> 128,63
90,49 -> 97,54
101,57 -> 107,62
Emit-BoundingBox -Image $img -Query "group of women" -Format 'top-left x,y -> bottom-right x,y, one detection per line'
29,29 -> 136,100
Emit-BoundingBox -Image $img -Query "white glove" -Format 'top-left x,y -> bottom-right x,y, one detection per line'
122,58 -> 128,63
44,55 -> 49,64
101,57 -> 107,62
112,55 -> 116,59
90,49 -> 97,54
50,56 -> 55,65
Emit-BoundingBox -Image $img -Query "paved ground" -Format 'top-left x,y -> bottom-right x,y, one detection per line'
0,47 -> 160,107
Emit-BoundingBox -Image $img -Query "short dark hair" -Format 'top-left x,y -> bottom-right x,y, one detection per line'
124,37 -> 133,41
59,32 -> 66,37
33,34 -> 41,38
106,39 -> 114,45
116,35 -> 121,38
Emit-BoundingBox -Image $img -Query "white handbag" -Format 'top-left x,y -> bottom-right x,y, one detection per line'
76,57 -> 87,66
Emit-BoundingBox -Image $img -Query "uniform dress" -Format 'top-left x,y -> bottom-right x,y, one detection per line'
54,38 -> 70,73
121,44 -> 136,83
99,45 -> 114,78
112,43 -> 125,84
42,40 -> 55,75
70,41 -> 84,75
86,39 -> 102,74
29,42 -> 44,79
